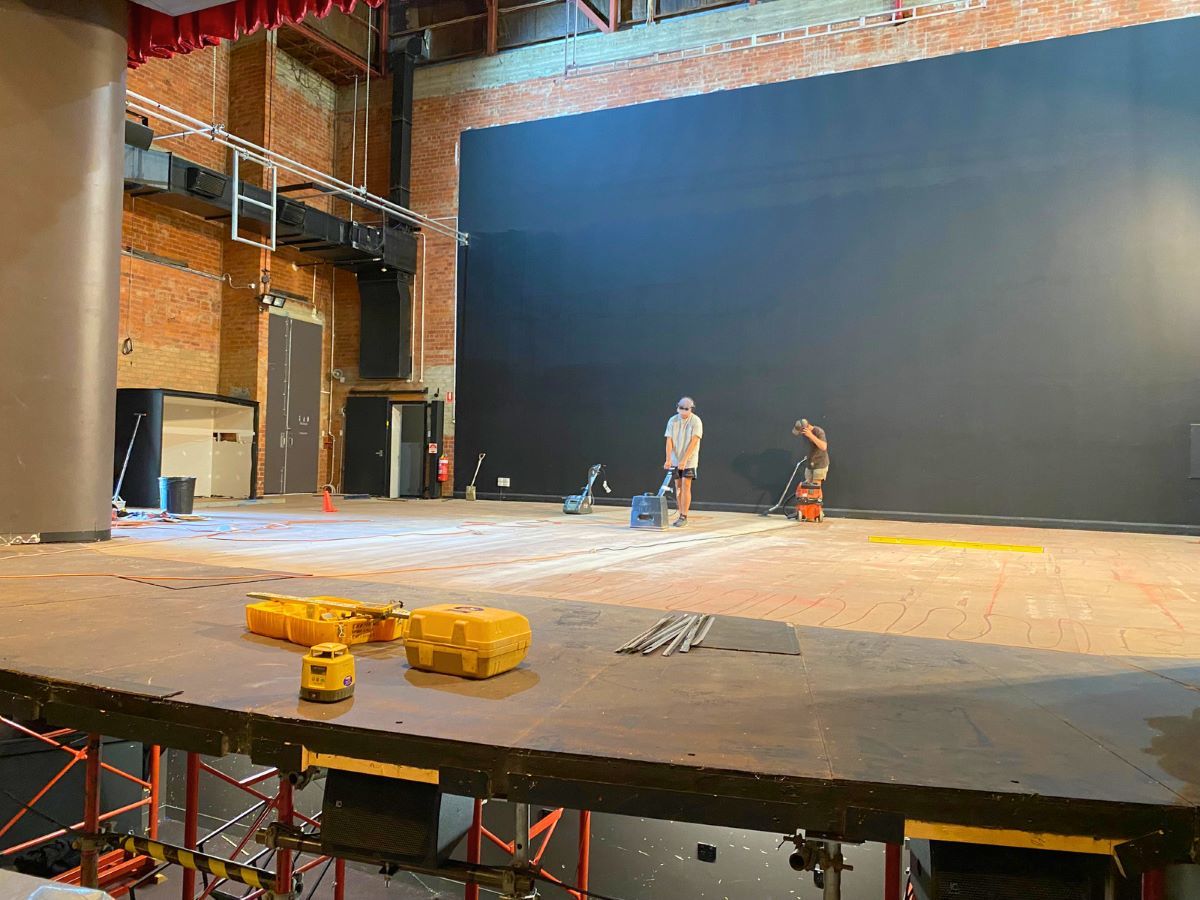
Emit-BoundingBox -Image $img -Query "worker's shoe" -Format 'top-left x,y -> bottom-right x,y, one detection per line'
673,516 -> 688,527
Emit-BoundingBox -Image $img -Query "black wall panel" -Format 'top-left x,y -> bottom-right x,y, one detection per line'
456,18 -> 1200,528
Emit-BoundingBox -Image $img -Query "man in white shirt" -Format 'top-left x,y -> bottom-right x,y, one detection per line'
663,396 -> 703,527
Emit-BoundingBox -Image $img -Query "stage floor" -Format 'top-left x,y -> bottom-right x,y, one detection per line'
1,499 -> 1198,858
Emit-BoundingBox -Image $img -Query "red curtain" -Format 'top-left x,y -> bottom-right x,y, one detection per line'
128,0 -> 385,68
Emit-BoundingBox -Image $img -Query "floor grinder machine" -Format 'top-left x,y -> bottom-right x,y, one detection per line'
630,470 -> 674,530
563,463 -> 610,514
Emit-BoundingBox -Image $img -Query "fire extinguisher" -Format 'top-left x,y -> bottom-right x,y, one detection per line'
437,456 -> 449,483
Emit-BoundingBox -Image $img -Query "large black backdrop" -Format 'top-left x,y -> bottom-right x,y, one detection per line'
456,17 -> 1200,529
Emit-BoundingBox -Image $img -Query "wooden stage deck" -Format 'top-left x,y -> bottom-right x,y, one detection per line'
0,499 -> 1197,867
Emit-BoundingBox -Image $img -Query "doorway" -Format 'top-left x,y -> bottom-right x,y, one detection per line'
264,314 -> 322,494
389,403 -> 425,498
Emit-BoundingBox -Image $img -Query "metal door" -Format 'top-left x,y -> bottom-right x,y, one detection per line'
264,315 -> 323,494
264,315 -> 290,494
343,396 -> 389,496
284,319 -> 322,493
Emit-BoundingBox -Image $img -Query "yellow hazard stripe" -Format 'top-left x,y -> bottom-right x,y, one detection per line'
869,535 -> 1043,553
906,820 -> 1118,856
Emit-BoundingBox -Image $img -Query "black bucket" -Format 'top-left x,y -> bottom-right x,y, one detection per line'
158,476 -> 196,515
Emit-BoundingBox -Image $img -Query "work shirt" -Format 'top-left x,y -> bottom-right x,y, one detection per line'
805,426 -> 829,470
665,413 -> 703,469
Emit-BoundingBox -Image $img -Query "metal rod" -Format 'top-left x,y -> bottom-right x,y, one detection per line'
692,614 -> 716,646
640,616 -> 697,654
80,734 -> 101,889
884,842 -> 901,900
334,857 -> 346,900
577,811 -> 591,894
265,830 -> 518,891
662,622 -> 691,657
276,777 -> 294,896
126,91 -> 466,243
1142,869 -> 1166,900
466,799 -> 482,900
679,615 -> 706,653
616,614 -> 676,652
824,841 -> 841,900
182,752 -> 200,899
112,835 -> 279,893
623,616 -> 682,653
148,746 -> 161,842
513,804 -> 530,869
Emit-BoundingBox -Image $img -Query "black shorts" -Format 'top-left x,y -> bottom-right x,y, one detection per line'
672,467 -> 697,481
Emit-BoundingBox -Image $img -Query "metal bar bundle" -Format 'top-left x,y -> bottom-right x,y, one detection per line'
614,613 -> 715,656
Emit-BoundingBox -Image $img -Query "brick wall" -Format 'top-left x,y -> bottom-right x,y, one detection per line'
407,0 -> 1200,487
121,34 -> 352,495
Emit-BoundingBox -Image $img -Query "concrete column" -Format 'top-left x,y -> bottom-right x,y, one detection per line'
0,0 -> 126,542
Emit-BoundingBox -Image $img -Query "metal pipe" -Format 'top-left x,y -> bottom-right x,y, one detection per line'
884,843 -> 901,900
334,858 -> 347,900
577,811 -> 591,894
693,614 -> 716,646
148,746 -> 161,842
80,734 -> 101,889
182,752 -> 200,899
641,615 -> 696,654
111,835 -> 280,893
263,829 -> 518,891
349,75 -> 358,197
363,8 -> 372,191
823,841 -> 841,900
679,615 -> 706,652
125,91 -> 466,243
419,232 -> 427,382
466,799 -> 483,900
616,614 -> 677,652
513,804 -> 530,869
275,777 -> 294,895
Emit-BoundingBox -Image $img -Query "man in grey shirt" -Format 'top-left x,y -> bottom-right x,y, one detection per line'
664,396 -> 703,527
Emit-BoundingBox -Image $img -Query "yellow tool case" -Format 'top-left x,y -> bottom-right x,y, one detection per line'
245,593 -> 407,647
405,604 -> 532,679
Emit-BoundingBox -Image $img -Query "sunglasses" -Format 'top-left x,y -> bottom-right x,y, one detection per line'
677,406 -> 693,411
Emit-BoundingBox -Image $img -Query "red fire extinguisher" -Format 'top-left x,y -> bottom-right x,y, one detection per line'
437,456 -> 449,483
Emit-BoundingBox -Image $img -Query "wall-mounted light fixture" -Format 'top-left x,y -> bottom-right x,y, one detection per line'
258,287 -> 310,309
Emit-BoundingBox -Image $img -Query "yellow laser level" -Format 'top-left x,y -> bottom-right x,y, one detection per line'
299,642 -> 355,702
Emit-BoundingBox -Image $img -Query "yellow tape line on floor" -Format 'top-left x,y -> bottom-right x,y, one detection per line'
869,535 -> 1043,553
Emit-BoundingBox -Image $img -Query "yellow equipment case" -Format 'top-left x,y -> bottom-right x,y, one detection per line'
405,604 -> 531,679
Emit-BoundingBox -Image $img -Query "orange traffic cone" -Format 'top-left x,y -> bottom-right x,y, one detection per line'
322,488 -> 339,513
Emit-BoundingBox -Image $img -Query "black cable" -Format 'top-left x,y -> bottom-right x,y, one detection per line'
531,870 -> 628,900
301,857 -> 333,900
0,785 -> 85,841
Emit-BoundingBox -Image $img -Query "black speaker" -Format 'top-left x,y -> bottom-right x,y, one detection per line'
909,841 -> 1110,900
320,771 -> 473,866
185,166 -> 228,199
277,198 -> 307,228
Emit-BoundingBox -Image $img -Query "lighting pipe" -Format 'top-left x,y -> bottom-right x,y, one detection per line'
125,91 -> 466,244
